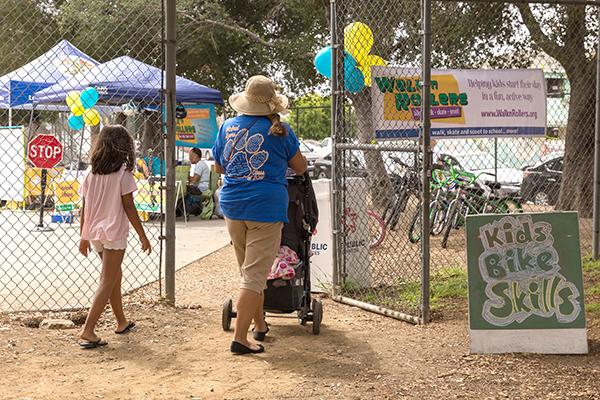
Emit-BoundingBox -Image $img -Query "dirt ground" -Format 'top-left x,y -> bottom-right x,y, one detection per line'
1,245 -> 600,400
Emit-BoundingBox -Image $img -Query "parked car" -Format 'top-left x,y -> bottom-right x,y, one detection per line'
520,156 -> 562,205
320,137 -> 332,154
300,141 -> 321,175
312,151 -> 367,179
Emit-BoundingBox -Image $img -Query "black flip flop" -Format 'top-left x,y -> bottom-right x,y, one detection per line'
252,325 -> 270,342
79,338 -> 108,349
115,321 -> 136,334
230,341 -> 265,355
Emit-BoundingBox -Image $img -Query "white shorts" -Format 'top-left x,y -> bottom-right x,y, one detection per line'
90,238 -> 128,253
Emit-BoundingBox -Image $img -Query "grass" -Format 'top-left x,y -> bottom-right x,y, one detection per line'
339,256 -> 600,318
583,257 -> 600,275
583,257 -> 600,314
341,266 -> 469,314
396,267 -> 469,311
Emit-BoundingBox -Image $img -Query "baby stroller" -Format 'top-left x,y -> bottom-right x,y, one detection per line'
222,171 -> 323,334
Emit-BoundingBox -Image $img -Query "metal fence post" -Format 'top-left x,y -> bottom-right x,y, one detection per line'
330,0 -> 340,296
420,0 -> 432,324
594,4 -> 600,260
164,0 -> 177,303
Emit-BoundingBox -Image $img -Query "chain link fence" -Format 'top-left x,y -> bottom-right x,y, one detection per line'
0,0 -> 166,311
331,0 -> 600,322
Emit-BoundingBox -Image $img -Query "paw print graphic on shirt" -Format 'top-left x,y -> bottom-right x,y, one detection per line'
224,129 -> 269,180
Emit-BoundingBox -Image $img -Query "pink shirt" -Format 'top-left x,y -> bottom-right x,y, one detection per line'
79,165 -> 138,242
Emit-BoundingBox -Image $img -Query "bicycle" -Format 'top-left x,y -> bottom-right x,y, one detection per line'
408,160 -> 522,245
440,175 -> 522,248
382,156 -> 421,231
407,160 -> 466,243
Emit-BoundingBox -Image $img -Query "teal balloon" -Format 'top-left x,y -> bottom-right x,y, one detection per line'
314,46 -> 332,78
344,53 -> 365,93
68,114 -> 84,130
80,87 -> 99,109
314,48 -> 365,93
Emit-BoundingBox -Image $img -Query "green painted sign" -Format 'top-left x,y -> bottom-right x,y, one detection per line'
466,212 -> 586,330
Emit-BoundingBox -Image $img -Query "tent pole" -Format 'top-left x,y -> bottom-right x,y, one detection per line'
8,107 -> 12,126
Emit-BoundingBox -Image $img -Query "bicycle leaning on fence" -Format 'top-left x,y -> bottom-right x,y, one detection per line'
407,159 -> 523,247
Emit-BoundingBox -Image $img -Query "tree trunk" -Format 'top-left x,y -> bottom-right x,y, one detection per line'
352,91 -> 394,208
141,111 -> 163,157
557,62 -> 595,218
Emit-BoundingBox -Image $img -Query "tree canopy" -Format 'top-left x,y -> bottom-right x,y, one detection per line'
1,0 -> 598,213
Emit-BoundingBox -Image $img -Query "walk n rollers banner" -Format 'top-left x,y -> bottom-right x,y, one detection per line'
466,212 -> 587,354
371,67 -> 547,139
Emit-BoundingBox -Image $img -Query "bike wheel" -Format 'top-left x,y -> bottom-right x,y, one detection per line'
367,209 -> 386,249
408,206 -> 422,243
441,200 -> 459,249
498,198 -> 523,214
386,195 -> 404,231
430,201 -> 447,235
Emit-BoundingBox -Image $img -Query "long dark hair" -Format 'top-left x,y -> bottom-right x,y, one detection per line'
267,114 -> 287,136
90,125 -> 135,174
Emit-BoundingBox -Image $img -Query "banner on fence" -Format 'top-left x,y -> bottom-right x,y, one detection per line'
371,67 -> 547,139
174,103 -> 218,148
466,212 -> 587,354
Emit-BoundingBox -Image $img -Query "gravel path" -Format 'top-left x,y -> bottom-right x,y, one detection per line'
1,245 -> 599,399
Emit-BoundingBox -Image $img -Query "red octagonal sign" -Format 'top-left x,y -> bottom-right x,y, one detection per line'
28,134 -> 63,169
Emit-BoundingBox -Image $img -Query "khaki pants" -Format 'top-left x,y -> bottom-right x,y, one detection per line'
225,218 -> 283,294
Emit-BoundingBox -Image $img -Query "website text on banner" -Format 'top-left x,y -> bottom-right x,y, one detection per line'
371,67 -> 547,139
174,103 -> 218,148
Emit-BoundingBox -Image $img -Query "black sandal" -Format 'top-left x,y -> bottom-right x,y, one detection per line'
230,341 -> 265,355
252,325 -> 270,342
79,338 -> 108,349
115,321 -> 136,334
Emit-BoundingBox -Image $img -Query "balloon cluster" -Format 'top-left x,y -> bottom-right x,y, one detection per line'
66,87 -> 101,130
313,22 -> 387,93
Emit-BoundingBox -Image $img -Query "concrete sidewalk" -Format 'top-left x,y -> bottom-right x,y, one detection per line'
173,218 -> 229,271
0,210 -> 229,312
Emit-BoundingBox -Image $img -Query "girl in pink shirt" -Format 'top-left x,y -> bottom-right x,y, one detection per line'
78,125 -> 151,349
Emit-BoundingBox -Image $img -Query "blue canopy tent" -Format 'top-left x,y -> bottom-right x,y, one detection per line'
0,40 -> 98,123
33,56 -> 223,106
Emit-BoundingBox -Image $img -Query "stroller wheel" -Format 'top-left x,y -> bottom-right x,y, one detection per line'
312,299 -> 323,335
297,310 -> 308,326
222,298 -> 233,331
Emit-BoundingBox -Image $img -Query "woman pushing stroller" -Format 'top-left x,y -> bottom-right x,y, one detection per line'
212,75 -> 307,354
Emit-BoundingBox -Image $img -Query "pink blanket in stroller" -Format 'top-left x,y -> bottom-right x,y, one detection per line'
268,246 -> 299,280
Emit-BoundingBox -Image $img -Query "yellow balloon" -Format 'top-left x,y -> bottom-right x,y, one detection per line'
83,109 -> 101,126
70,98 -> 85,116
65,91 -> 80,108
359,55 -> 387,87
344,22 -> 374,64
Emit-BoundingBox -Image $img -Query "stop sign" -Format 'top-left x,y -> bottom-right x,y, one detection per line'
28,134 -> 63,169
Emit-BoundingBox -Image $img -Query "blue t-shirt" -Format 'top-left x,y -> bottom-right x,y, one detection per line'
212,115 -> 300,223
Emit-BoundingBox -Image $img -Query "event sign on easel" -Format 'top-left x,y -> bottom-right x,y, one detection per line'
466,212 -> 588,354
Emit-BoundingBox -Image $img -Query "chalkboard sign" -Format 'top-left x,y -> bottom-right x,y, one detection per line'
466,212 -> 588,354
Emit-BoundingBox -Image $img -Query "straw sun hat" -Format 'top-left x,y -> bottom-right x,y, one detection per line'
228,75 -> 289,116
